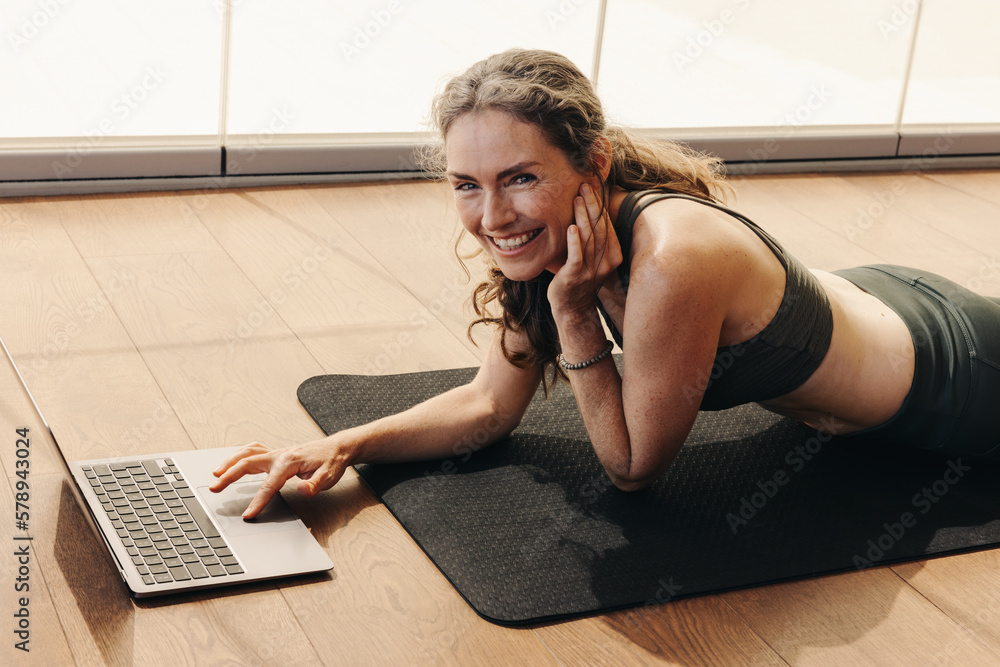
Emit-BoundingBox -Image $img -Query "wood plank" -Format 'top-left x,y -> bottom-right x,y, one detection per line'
275,471 -> 559,665
893,550 -> 1000,660
188,190 -> 429,330
720,568 -> 1000,666
58,190 -> 220,258
86,251 -> 324,451
180,188 -> 484,371
535,597 -> 786,665
0,198 -> 190,465
297,324 -> 481,376
836,172 -> 1000,293
296,181 -> 494,352
731,173 -> 988,277
0,271 -> 189,463
0,196 -> 81,270
923,170 -> 1000,208
727,174 -> 883,270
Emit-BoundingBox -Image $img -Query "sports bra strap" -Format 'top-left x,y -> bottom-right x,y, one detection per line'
613,190 -> 789,294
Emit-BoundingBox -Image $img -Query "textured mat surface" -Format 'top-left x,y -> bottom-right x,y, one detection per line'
298,361 -> 1000,626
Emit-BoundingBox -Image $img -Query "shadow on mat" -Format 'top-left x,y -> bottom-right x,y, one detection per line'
581,422 -> 1000,660
354,414 -> 1000,630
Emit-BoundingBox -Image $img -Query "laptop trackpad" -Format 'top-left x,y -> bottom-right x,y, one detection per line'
198,483 -> 302,537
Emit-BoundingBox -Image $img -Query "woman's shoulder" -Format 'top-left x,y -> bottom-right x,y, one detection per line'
626,193 -> 754,270
620,193 -> 787,344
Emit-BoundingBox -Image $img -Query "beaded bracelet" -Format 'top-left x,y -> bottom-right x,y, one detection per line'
557,340 -> 615,371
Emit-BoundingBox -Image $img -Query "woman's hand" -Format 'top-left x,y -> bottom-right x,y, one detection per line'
210,436 -> 353,519
547,182 -> 623,319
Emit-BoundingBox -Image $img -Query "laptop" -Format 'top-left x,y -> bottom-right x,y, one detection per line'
1,333 -> 333,597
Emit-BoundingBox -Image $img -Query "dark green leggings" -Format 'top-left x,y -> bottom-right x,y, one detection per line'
833,265 -> 1000,459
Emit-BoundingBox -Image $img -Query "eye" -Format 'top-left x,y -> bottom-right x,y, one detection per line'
453,182 -> 477,192
511,174 -> 536,186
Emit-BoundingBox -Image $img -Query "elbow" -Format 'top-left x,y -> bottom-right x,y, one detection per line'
489,402 -> 523,441
483,399 -> 524,443
610,475 -> 655,493
608,468 -> 657,493
607,444 -> 682,492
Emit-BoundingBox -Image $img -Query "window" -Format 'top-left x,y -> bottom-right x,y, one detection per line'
1,0 -> 996,189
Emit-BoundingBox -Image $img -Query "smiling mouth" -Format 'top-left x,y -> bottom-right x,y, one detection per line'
491,229 -> 540,251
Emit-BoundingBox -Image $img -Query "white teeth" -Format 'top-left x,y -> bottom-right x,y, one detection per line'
493,230 -> 538,250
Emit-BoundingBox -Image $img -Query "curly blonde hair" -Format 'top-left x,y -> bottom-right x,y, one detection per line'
420,48 -> 729,380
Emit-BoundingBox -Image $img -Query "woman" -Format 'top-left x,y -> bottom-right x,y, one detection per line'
212,49 -> 1000,519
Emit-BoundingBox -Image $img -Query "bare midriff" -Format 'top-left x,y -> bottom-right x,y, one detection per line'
759,270 -> 915,435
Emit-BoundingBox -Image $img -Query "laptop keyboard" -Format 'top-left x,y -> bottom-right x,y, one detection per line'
82,458 -> 244,586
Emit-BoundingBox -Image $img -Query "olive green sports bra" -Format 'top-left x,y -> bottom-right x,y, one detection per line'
596,190 -> 833,411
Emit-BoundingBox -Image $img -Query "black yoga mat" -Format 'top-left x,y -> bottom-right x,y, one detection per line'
297,360 -> 1000,626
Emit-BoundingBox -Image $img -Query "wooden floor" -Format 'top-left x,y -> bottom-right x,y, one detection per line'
2,170 -> 1000,666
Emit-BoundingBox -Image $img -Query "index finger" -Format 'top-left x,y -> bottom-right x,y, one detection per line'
241,467 -> 295,519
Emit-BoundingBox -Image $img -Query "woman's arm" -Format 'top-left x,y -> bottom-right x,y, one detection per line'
211,330 -> 542,518
549,185 -> 730,491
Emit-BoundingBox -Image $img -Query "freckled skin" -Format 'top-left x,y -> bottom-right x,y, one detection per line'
445,109 -> 603,281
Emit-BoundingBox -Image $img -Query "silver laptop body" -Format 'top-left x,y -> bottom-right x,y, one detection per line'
2,334 -> 333,597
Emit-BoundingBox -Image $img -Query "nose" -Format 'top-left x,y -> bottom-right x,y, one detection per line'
481,189 -> 515,233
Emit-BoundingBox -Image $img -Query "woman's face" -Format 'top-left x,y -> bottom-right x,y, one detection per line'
445,109 -> 599,281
